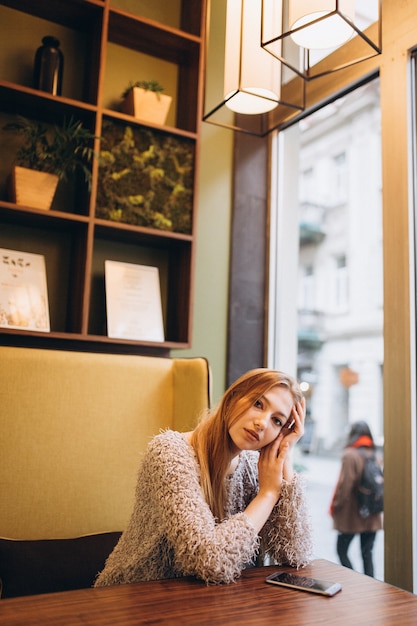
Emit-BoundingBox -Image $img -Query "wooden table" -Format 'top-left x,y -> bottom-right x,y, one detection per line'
1,559 -> 416,625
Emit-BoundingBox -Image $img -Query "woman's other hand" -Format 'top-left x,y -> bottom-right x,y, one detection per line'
268,396 -> 306,483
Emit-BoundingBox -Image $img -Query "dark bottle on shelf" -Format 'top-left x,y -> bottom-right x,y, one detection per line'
33,36 -> 64,96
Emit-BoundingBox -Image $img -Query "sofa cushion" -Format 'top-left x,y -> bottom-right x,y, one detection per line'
0,348 -> 210,541
0,531 -> 121,598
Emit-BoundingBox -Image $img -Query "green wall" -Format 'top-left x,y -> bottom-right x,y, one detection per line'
172,0 -> 233,404
171,122 -> 233,404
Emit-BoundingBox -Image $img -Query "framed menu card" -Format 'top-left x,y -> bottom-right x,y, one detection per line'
105,260 -> 165,342
0,248 -> 50,332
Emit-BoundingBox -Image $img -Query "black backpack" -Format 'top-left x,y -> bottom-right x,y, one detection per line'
356,448 -> 384,518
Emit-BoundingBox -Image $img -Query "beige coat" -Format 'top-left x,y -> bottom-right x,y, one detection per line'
331,447 -> 383,534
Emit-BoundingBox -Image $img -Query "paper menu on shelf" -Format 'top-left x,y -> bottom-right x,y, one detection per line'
0,248 -> 50,332
105,260 -> 165,342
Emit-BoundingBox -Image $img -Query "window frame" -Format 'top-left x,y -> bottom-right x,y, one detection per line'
266,2 -> 417,593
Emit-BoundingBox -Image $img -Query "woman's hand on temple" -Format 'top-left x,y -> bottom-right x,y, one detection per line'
275,397 -> 306,482
282,397 -> 306,448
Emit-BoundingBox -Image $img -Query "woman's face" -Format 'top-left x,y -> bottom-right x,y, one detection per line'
228,385 -> 294,455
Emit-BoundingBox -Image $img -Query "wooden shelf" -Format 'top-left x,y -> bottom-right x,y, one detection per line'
0,0 -> 104,30
108,10 -> 201,62
0,82 -> 98,122
0,0 -> 205,354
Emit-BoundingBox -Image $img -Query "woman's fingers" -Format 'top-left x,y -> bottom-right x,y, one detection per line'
260,433 -> 281,462
258,438 -> 291,497
288,398 -> 306,440
279,441 -> 290,457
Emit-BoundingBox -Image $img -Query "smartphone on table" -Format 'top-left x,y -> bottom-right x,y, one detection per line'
266,571 -> 342,597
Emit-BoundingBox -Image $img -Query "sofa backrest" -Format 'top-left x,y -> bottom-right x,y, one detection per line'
0,347 -> 211,540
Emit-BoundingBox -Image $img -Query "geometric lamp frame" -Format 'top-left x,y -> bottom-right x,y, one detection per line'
261,0 -> 382,81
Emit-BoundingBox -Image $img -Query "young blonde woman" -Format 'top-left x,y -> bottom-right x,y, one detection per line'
95,368 -> 313,586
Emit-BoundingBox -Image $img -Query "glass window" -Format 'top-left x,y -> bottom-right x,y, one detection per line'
333,254 -> 348,312
268,78 -> 384,579
333,152 -> 348,204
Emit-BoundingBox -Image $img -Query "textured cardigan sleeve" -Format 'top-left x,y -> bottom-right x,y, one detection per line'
260,475 -> 313,567
143,433 -> 259,584
238,451 -> 313,568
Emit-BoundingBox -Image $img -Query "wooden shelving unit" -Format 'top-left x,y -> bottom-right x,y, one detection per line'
0,0 -> 205,354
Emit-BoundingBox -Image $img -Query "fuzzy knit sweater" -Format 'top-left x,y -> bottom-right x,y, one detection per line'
94,430 -> 313,586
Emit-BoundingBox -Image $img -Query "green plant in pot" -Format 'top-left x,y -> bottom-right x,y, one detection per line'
3,115 -> 99,210
121,80 -> 165,99
120,80 -> 172,126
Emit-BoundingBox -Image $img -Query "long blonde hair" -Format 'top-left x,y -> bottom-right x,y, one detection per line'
190,368 -> 303,521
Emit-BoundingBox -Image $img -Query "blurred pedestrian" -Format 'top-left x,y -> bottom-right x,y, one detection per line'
329,421 -> 383,577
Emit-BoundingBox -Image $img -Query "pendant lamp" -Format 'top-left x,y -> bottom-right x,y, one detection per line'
261,0 -> 382,81
203,0 -> 305,137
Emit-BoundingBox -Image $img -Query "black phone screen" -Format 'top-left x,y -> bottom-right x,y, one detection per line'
266,571 -> 342,596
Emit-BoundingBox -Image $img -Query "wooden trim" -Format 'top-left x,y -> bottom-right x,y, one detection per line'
226,132 -> 269,386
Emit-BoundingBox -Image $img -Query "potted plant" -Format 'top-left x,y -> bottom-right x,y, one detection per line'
3,116 -> 99,210
120,80 -> 172,126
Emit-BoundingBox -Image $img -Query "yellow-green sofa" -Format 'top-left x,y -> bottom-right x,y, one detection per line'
0,346 -> 211,597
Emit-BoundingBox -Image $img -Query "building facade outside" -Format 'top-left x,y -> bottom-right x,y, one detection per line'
297,81 -> 383,453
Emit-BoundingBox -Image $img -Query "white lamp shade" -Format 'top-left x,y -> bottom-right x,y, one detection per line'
289,0 -> 355,49
224,0 -> 281,114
